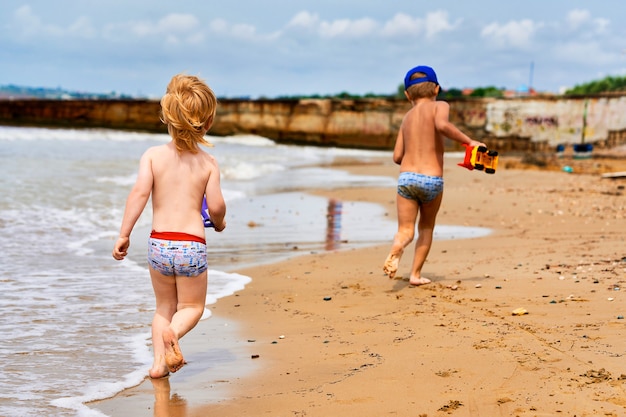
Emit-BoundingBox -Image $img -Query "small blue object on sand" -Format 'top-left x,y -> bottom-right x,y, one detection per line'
201,196 -> 214,228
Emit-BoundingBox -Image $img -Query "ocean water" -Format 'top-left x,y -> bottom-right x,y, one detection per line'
0,126 -> 490,417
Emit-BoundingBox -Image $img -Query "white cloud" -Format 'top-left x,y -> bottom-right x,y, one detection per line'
566,9 -> 591,29
593,18 -> 610,33
12,5 -> 95,39
13,5 -> 49,37
67,16 -> 96,38
158,14 -> 199,33
424,10 -> 459,38
318,17 -> 378,38
381,13 -> 421,37
567,8 -> 609,34
230,23 -> 258,40
481,19 -> 540,49
209,18 -> 229,33
13,5 -> 44,36
369,10 -> 459,39
132,13 -> 199,37
207,18 -> 279,42
287,11 -> 319,29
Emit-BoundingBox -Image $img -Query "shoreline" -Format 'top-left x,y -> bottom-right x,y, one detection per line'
91,154 -> 626,416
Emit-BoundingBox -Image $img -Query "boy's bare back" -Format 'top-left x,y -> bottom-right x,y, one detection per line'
395,100 -> 447,177
140,142 -> 223,238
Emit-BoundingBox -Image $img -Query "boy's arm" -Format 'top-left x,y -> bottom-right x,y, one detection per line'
392,129 -> 404,165
112,150 -> 154,260
205,160 -> 226,232
434,102 -> 484,147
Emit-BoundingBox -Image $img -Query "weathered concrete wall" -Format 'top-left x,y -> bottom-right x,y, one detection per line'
0,99 -> 164,132
212,98 -> 406,149
1,95 -> 626,151
482,96 -> 626,151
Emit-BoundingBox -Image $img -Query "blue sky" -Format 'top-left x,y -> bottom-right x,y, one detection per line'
1,1 -> 625,98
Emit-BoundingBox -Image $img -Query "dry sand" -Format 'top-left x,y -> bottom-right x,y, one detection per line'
93,152 -> 626,417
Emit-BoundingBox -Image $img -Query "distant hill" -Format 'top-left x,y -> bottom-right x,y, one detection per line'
0,84 -> 135,100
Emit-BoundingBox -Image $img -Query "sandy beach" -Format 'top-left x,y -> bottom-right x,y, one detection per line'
92,151 -> 626,417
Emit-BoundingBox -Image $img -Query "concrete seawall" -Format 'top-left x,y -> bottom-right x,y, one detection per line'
1,96 -> 626,151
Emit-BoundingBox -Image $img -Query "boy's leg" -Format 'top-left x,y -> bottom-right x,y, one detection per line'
149,268 -> 178,378
409,192 -> 443,285
162,271 -> 208,372
383,194 -> 418,279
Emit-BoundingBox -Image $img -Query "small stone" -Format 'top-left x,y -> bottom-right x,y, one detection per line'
323,296 -> 332,301
251,354 -> 260,359
512,307 -> 528,316
475,284 -> 482,288
617,315 -> 624,320
279,335 -> 285,339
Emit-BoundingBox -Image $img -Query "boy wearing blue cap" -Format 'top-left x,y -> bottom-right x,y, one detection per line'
383,66 -> 484,286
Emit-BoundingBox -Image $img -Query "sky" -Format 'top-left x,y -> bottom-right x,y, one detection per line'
1,1 -> 625,98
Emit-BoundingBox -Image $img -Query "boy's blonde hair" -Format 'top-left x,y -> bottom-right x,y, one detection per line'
160,74 -> 217,153
405,72 -> 439,100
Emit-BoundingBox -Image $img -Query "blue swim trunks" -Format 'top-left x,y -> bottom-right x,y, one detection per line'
147,231 -> 208,277
397,172 -> 444,204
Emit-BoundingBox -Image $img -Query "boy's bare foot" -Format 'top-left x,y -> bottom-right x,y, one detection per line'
383,251 -> 403,279
149,356 -> 170,379
409,276 -> 431,286
163,327 -> 185,373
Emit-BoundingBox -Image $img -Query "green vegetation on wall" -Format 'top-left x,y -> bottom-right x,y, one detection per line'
565,75 -> 626,95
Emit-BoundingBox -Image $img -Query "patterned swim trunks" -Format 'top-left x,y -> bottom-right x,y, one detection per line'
397,172 -> 444,204
147,231 -> 208,277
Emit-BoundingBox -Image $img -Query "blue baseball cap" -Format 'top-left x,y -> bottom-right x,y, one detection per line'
404,65 -> 440,90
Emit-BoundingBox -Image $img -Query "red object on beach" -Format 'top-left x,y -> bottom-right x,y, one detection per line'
458,144 -> 499,174
458,144 -> 476,170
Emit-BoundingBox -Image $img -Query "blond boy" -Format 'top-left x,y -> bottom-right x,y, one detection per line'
112,74 -> 226,378
383,66 -> 484,286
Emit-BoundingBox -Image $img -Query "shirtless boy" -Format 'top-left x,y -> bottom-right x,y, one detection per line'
112,74 -> 226,378
383,65 -> 484,286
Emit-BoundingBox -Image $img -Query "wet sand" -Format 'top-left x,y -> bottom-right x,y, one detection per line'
92,151 -> 626,417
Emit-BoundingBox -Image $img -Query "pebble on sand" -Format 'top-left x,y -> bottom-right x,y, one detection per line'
512,307 -> 528,316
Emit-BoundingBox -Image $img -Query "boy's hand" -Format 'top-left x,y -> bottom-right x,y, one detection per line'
112,237 -> 130,260
469,140 -> 487,148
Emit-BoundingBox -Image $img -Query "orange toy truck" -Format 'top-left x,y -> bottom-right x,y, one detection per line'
458,144 -> 499,174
